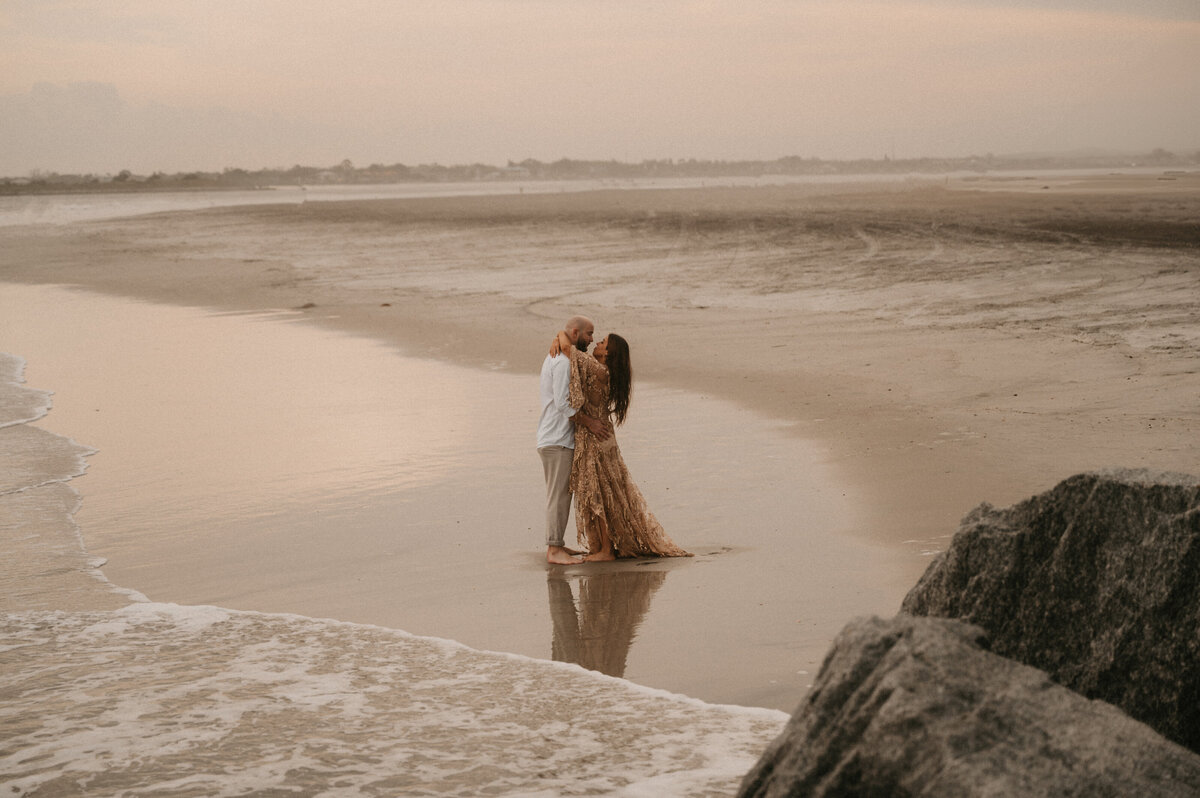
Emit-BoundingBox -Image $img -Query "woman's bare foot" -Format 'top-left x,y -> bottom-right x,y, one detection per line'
583,550 -> 616,562
547,546 -> 582,565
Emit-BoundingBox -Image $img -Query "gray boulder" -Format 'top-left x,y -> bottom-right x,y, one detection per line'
902,469 -> 1200,752
738,615 -> 1200,797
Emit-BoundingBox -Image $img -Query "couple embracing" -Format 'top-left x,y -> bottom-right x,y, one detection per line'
537,315 -> 691,565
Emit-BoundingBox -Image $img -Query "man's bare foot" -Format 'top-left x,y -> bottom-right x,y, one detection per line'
583,550 -> 616,562
547,546 -> 582,565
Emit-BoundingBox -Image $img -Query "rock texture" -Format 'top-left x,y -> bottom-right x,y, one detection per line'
902,469 -> 1200,752
738,615 -> 1200,798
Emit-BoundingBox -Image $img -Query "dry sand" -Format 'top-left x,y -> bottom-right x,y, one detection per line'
4,172 -> 1196,549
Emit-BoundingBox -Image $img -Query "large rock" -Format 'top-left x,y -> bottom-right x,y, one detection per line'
738,615 -> 1200,797
902,469 -> 1200,752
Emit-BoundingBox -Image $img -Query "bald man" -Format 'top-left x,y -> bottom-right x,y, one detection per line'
537,315 -> 609,564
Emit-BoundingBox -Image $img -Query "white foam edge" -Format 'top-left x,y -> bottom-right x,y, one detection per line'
1,351 -> 146,601
61,480 -> 152,604
85,600 -> 791,722
0,351 -> 56,429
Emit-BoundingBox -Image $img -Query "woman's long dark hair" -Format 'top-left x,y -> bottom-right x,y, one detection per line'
605,334 -> 632,426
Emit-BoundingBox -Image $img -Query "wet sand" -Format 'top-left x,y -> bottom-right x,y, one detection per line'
2,172 -> 1198,707
2,284 -> 903,709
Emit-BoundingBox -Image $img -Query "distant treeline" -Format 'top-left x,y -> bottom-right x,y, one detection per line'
3,149 -> 1197,194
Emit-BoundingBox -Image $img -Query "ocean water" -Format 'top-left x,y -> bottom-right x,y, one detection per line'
3,604 -> 786,797
0,283 -> 927,794
1,283 -> 927,708
0,177 -> 836,228
0,188 -> 931,794
0,182 -> 642,227
1,346 -> 790,796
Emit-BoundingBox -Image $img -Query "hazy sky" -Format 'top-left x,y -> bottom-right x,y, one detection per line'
2,1 -> 1197,175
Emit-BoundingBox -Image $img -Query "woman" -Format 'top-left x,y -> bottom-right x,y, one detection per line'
552,330 -> 691,561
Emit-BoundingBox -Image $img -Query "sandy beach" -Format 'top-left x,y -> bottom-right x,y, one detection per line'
2,171 -> 1198,793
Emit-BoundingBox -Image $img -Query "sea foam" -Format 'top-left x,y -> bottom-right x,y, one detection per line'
0,353 -> 52,430
1,602 -> 786,796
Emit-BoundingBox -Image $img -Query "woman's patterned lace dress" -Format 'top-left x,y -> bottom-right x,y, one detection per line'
567,346 -> 691,558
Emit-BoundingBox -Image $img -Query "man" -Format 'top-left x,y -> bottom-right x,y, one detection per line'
537,315 -> 609,564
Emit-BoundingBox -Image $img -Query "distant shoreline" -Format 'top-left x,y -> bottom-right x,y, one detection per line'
2,166 -> 1195,200
0,182 -> 278,197
4,149 -> 1195,196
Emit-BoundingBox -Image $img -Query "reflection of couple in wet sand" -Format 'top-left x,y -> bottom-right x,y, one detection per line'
537,315 -> 692,565
547,568 -> 668,678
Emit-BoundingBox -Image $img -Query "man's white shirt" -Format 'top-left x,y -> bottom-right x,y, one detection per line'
537,353 -> 576,449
